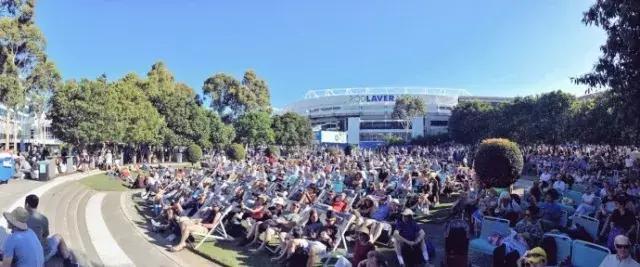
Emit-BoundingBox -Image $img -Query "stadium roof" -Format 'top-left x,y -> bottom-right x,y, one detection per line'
303,87 -> 471,99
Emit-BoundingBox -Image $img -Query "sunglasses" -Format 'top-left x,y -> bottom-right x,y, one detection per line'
616,244 -> 630,249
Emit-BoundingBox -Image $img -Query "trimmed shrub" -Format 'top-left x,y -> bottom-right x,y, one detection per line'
226,143 -> 246,161
186,144 -> 203,164
473,138 -> 523,188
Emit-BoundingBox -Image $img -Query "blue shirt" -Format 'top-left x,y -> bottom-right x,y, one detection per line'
539,202 -> 562,223
371,204 -> 390,221
396,219 -> 421,241
3,229 -> 44,267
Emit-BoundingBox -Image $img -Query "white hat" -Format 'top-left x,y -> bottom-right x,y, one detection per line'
273,197 -> 286,206
401,208 -> 414,216
390,198 -> 401,205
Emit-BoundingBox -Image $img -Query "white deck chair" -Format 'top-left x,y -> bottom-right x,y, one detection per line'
193,204 -> 236,249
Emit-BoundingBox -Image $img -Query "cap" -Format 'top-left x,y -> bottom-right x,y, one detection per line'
615,235 -> 631,245
401,208 -> 414,216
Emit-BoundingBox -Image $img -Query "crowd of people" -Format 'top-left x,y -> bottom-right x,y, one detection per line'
130,144 -> 640,267
3,142 -> 639,267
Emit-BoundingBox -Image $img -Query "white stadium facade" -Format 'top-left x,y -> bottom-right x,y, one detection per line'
283,87 -> 509,148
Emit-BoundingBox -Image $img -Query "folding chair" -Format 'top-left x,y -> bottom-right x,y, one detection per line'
564,190 -> 582,207
571,240 -> 610,267
572,184 -> 587,193
572,215 -> 599,241
544,233 -> 572,266
193,204 -> 235,249
559,210 -> 569,229
468,216 -> 510,255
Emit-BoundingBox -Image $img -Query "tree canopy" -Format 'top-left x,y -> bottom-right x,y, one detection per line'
574,0 -> 640,145
202,70 -> 271,124
271,112 -> 313,147
234,111 -> 275,146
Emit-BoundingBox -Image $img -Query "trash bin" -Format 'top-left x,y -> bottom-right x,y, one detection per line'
0,153 -> 15,184
47,159 -> 57,180
38,160 -> 48,181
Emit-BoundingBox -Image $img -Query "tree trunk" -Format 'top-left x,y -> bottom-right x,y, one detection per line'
5,113 -> 11,150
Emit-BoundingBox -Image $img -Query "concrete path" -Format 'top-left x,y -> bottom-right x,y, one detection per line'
0,170 -> 216,267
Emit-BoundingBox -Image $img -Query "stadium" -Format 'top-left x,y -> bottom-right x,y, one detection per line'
283,87 -> 507,147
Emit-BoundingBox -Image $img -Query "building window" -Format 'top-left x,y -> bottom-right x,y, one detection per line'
430,120 -> 448,127
360,121 -> 405,130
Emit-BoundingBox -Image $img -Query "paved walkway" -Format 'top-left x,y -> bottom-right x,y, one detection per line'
0,171 -> 216,267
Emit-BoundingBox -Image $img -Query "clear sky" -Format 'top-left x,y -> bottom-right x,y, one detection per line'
36,0 -> 605,108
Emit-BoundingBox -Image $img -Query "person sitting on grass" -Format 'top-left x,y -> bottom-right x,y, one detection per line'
392,209 -> 429,267
169,203 -> 221,252
270,226 -> 327,267
357,250 -> 389,267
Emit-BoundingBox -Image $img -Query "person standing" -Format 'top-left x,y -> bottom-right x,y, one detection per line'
1,207 -> 44,267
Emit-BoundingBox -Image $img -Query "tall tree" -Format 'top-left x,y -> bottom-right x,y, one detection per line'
202,70 -> 271,123
272,112 -> 313,147
448,101 -> 495,145
48,77 -> 117,146
1,0 -> 60,149
574,0 -> 640,144
391,96 -> 425,139
207,111 -> 235,150
234,111 -> 274,146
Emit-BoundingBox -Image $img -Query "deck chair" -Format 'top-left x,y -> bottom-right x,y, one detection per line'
559,210 -> 569,229
320,213 -> 356,267
572,184 -> 587,193
564,191 -> 583,207
572,215 -> 599,241
571,240 -> 610,267
468,216 -> 510,255
591,197 -> 602,214
193,204 -> 236,249
544,233 -> 572,266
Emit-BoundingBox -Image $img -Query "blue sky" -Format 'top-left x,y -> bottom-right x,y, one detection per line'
36,0 -> 605,108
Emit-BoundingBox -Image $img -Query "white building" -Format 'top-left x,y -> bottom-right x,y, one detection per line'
0,103 -> 60,151
283,87 -> 471,147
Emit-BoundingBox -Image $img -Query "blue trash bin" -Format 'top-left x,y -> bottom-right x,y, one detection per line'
0,152 -> 15,184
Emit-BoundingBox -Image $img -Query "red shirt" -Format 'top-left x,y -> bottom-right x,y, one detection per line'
351,241 -> 375,266
332,200 -> 347,212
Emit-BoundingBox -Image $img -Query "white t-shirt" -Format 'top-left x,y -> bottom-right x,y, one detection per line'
553,180 -> 566,192
626,158 -> 635,168
599,254 -> 640,267
582,193 -> 595,205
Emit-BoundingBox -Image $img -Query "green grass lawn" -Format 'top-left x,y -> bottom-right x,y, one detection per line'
194,240 -> 282,267
79,173 -> 129,191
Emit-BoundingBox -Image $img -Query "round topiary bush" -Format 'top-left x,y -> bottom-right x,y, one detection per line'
473,138 -> 524,188
226,143 -> 246,161
186,144 -> 203,164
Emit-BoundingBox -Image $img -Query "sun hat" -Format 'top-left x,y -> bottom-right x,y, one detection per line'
401,208 -> 414,216
615,235 -> 631,246
273,197 -> 286,206
523,247 -> 547,265
3,207 -> 29,230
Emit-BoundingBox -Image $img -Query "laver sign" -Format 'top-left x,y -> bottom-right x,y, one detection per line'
349,95 -> 395,103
